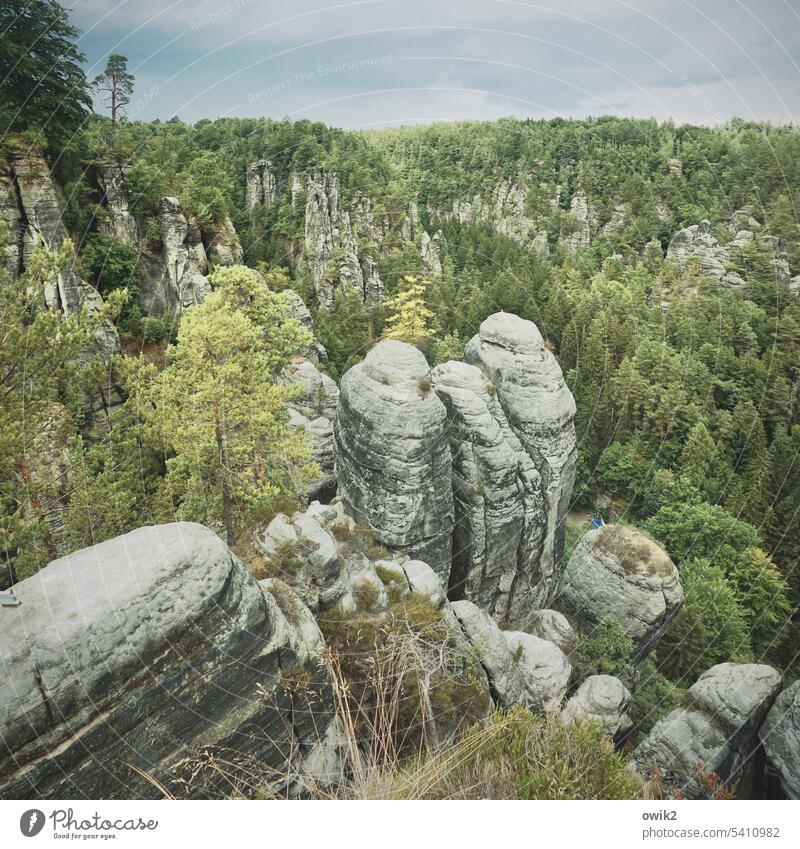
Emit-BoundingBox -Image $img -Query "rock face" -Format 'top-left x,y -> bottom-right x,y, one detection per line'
760,681 -> 800,799
560,189 -> 595,251
523,609 -> 576,653
421,229 -> 444,277
557,524 -> 683,663
140,196 -> 210,313
94,158 -> 139,245
304,168 -> 383,308
431,359 -> 539,619
334,340 -> 454,581
563,675 -> 632,740
448,179 -> 538,247
283,289 -> 328,365
1,153 -> 119,359
631,663 -> 782,798
281,355 -> 340,499
0,523 -> 341,799
503,631 -> 572,711
205,216 -> 243,268
465,312 -> 577,614
246,159 -> 281,210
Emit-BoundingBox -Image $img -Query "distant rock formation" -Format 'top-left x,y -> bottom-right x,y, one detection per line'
94,157 -> 139,245
1,152 -> 119,359
559,189 -> 595,251
760,680 -> 800,799
631,662 -> 782,798
334,339 -> 454,580
0,523 -> 342,799
246,159 -> 281,210
557,524 -> 683,664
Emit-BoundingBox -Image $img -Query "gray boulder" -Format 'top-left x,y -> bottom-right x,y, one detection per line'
334,340 -> 454,581
563,675 -> 632,740
0,523 -> 340,799
557,524 -> 683,663
523,609 -> 577,653
465,312 -> 577,614
631,663 -> 782,798
759,680 -> 800,799
503,631 -> 572,711
450,600 -> 525,708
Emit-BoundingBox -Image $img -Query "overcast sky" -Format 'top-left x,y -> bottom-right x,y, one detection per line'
69,0 -> 800,128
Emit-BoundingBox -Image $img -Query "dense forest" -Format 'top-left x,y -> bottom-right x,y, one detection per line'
2,0 -> 800,801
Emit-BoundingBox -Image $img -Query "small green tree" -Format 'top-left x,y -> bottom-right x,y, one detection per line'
139,265 -> 316,543
92,54 -> 134,143
383,275 -> 434,349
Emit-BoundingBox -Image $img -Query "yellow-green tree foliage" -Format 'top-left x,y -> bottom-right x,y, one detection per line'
140,265 -> 317,543
383,276 -> 434,348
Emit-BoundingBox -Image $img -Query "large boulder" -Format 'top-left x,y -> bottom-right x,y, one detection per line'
523,609 -> 577,653
464,312 -> 576,615
557,524 -> 683,663
0,523 -> 340,799
563,675 -> 632,740
334,340 -> 454,581
503,631 -> 572,712
759,680 -> 800,799
631,663 -> 782,798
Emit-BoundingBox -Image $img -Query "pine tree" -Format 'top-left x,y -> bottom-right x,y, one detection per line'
92,54 -> 135,143
382,276 -> 434,348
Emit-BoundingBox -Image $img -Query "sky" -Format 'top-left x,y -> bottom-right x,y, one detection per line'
68,0 -> 800,128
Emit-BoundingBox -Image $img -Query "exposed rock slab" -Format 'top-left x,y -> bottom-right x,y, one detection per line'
0,523 -> 339,799
631,663 -> 782,798
503,631 -> 572,711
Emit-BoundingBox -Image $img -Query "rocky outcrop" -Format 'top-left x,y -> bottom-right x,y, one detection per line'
334,340 -> 454,581
449,179 -> 538,246
760,680 -> 800,799
563,675 -> 632,741
94,158 -> 139,245
421,229 -> 443,277
283,289 -> 328,365
281,355 -> 339,499
304,168 -> 383,308
246,159 -> 281,210
560,189 -> 595,251
523,609 -> 576,653
631,663 -> 782,798
666,217 -> 791,286
431,359 -> 539,619
1,153 -> 119,359
557,524 -> 683,664
503,631 -> 572,712
0,522 -> 341,799
450,600 -> 525,708
464,312 -> 577,615
205,216 -> 243,268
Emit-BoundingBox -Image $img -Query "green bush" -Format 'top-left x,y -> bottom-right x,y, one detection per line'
571,615 -> 635,685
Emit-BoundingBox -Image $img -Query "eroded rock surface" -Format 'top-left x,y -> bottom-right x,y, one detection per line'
760,680 -> 800,799
631,663 -> 782,798
334,340 -> 454,580
563,675 -> 632,740
557,524 -> 683,663
0,523 -> 340,799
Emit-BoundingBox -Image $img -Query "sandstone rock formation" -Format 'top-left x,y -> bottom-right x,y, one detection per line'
557,524 -> 683,663
421,229 -> 444,276
563,675 -> 633,740
1,153 -> 119,359
304,168 -> 383,308
334,339 -> 454,579
465,312 -> 577,614
431,359 -> 540,619
94,158 -> 139,245
503,630 -> 572,711
759,680 -> 800,799
448,179 -> 538,247
283,289 -> 328,365
246,159 -> 281,210
523,608 -> 576,653
0,522 -> 341,799
560,189 -> 595,251
631,663 -> 782,798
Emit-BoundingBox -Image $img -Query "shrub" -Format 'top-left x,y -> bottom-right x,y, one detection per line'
571,615 -> 635,685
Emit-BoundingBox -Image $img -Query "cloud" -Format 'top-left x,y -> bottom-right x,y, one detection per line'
69,0 -> 800,125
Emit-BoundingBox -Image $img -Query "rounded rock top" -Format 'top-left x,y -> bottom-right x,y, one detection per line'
590,523 -> 676,579
362,338 -> 430,385
478,311 -> 546,356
